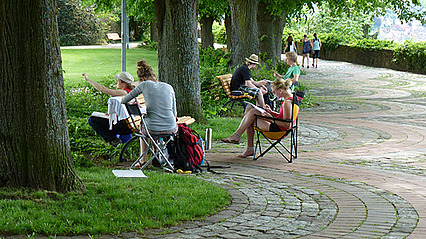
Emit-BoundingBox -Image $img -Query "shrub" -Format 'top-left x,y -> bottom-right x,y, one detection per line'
57,0 -> 103,46
394,40 -> 426,72
350,38 -> 398,51
321,33 -> 346,52
212,22 -> 227,45
65,77 -> 120,166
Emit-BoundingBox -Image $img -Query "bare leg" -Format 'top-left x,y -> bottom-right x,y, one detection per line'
228,108 -> 271,141
256,92 -> 265,108
306,54 -> 310,67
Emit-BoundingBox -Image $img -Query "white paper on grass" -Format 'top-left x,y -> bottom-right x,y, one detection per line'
112,170 -> 147,178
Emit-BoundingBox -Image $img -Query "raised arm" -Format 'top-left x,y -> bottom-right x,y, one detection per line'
82,73 -> 128,96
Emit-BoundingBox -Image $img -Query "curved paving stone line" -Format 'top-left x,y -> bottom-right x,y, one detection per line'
138,165 -> 416,239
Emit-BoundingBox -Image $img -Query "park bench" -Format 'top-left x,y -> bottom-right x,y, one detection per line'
106,33 -> 121,43
216,74 -> 254,116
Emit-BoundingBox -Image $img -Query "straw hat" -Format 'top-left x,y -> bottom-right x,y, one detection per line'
114,72 -> 134,84
245,54 -> 259,64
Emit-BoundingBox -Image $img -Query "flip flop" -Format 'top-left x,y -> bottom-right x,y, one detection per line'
221,138 -> 240,144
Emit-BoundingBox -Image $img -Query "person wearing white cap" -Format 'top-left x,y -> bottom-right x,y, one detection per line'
82,71 -> 136,146
230,54 -> 268,108
82,71 -> 135,96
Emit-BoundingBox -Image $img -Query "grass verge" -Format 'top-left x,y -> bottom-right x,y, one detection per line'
0,167 -> 231,236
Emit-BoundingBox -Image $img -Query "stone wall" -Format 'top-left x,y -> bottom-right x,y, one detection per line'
320,45 -> 424,75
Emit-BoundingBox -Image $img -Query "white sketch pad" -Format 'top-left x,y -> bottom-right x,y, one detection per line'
112,170 -> 147,178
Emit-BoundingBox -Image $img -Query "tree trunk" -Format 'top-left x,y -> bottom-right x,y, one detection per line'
257,2 -> 285,69
200,15 -> 214,49
225,9 -> 233,53
150,19 -> 158,42
154,0 -> 205,123
0,0 -> 85,192
228,0 -> 259,70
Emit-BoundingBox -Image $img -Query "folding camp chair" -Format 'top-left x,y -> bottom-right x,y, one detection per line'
123,102 -> 175,172
253,91 -> 305,163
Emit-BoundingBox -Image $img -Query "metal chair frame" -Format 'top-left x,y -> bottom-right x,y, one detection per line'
123,103 -> 175,172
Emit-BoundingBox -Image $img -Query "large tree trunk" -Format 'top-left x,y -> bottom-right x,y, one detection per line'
154,0 -> 205,122
150,19 -> 158,42
225,9 -> 233,53
228,0 -> 259,70
200,15 -> 214,49
257,2 -> 285,69
0,0 -> 85,192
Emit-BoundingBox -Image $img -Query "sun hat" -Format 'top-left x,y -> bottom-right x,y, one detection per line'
114,72 -> 134,84
245,54 -> 259,65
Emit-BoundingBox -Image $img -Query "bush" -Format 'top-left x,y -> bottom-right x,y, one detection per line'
212,22 -> 227,45
199,47 -> 230,117
57,0 -> 103,46
350,38 -> 398,51
65,78 -> 120,167
321,33 -> 346,52
394,40 -> 426,72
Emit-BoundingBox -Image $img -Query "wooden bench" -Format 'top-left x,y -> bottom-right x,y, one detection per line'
216,74 -> 254,116
106,33 -> 121,43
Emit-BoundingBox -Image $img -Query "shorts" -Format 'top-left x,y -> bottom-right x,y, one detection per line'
313,50 -> 320,59
269,122 -> 282,132
239,85 -> 260,98
303,49 -> 311,55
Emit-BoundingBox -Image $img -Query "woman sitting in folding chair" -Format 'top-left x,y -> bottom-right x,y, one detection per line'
221,78 -> 293,157
121,60 -> 178,168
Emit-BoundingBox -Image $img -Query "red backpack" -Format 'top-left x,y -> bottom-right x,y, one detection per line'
168,123 -> 204,173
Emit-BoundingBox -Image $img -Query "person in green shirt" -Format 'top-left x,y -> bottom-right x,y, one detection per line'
274,51 -> 300,91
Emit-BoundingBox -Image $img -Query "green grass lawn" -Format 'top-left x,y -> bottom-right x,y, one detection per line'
61,48 -> 159,89
0,168 -> 231,236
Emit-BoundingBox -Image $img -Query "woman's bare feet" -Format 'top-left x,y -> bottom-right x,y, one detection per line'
238,147 -> 254,158
134,161 -> 146,168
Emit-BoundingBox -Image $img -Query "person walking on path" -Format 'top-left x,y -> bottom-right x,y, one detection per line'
300,34 -> 312,68
311,33 -> 322,68
283,35 -> 297,53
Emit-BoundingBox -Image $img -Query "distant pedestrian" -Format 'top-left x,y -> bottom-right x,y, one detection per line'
300,34 -> 312,68
311,33 -> 322,68
284,35 -> 297,53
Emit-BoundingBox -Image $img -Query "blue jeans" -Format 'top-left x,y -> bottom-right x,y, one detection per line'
88,116 -> 133,143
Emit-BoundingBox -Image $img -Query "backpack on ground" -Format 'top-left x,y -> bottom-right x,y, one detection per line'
168,123 -> 204,173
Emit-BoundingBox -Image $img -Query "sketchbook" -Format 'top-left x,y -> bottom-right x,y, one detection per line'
244,101 -> 266,114
91,111 -> 109,119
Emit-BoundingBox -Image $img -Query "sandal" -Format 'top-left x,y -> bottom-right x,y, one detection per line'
221,133 -> 241,144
